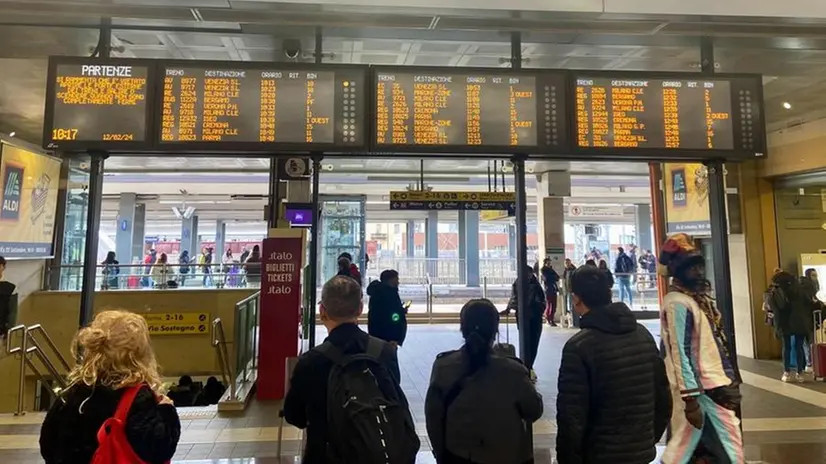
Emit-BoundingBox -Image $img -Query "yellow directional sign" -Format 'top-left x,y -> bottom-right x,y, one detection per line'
142,312 -> 210,336
389,191 -> 516,202
481,210 -> 510,221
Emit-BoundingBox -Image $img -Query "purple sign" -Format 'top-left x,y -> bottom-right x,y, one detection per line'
285,205 -> 312,227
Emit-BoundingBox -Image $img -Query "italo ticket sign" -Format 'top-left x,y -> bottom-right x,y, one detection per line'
258,230 -> 305,400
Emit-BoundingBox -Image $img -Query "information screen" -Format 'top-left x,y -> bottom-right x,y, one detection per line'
158,64 -> 366,150
574,76 -> 738,150
373,68 -> 566,153
44,60 -> 150,149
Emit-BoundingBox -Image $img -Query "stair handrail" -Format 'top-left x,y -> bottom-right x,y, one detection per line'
27,324 -> 72,373
211,317 -> 235,400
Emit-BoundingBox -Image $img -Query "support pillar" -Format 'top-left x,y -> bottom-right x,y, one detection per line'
535,171 -> 571,268
635,203 -> 653,253
466,211 -> 480,287
131,204 -> 146,263
181,215 -> 199,257
426,211 -> 438,278
79,154 -> 105,327
406,220 -> 415,258
214,220 -> 226,263
458,212 -> 467,283
115,193 -> 137,264
508,224 -> 517,259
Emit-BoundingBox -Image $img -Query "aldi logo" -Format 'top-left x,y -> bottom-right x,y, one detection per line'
1,164 -> 23,221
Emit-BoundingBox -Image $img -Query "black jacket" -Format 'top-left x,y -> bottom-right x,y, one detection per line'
425,349 -> 543,464
40,384 -> 181,464
507,275 -> 546,323
283,323 -> 408,464
366,280 -> 408,345
556,303 -> 671,464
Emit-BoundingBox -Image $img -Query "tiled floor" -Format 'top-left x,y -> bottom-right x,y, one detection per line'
4,324 -> 826,463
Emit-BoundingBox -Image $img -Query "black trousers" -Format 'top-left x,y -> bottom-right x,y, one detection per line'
523,318 -> 542,370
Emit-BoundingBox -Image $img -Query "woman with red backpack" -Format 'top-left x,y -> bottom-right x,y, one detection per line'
40,310 -> 181,463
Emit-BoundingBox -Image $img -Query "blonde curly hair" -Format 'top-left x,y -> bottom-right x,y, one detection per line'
67,310 -> 163,394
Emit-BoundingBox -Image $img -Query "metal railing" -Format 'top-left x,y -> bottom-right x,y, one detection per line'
47,263 -> 262,291
6,324 -> 73,415
211,291 -> 260,403
211,318 -> 235,401
425,274 -> 433,323
234,291 -> 260,387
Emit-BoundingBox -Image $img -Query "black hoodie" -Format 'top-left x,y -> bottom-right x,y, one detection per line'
556,303 -> 672,464
366,280 -> 408,345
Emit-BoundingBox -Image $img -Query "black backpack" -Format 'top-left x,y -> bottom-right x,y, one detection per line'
317,337 -> 420,464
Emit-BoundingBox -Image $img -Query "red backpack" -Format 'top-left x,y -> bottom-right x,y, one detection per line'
92,384 -> 163,464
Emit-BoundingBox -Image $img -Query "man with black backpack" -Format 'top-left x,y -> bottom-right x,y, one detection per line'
614,246 -> 636,307
284,275 -> 420,464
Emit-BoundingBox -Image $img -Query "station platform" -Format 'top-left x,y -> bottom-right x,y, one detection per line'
0,324 -> 821,463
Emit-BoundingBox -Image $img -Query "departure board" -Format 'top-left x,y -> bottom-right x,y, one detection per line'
157,64 -> 366,150
373,68 -> 567,153
575,77 -> 737,151
43,59 -> 151,149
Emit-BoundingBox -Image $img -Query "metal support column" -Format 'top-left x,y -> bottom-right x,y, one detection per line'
308,155 -> 322,348
78,19 -> 111,327
510,31 -> 530,363
700,37 -> 739,373
267,157 -> 281,229
79,154 -> 105,327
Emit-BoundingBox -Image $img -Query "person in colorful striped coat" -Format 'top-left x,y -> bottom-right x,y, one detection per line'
659,233 -> 745,464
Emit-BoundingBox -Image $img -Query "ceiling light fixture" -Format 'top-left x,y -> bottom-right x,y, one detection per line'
783,102 -> 792,110
8,131 -> 14,137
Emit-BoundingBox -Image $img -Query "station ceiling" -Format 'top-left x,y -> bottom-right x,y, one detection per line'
2,1 -> 826,146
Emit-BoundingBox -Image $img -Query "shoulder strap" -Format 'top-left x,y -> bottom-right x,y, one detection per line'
115,384 -> 144,422
366,337 -> 384,360
316,340 -> 344,365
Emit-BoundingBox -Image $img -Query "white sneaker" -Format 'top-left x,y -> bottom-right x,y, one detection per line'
781,372 -> 791,382
796,373 -> 806,383
806,365 -> 814,374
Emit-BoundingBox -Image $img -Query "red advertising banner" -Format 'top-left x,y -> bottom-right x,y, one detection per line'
258,234 -> 303,400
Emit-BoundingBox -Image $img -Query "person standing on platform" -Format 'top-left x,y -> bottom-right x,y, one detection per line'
338,252 -> 362,286
178,250 -> 191,288
101,251 -> 120,290
366,270 -> 408,350
659,233 -> 744,464
556,265 -> 671,464
243,245 -> 262,288
614,247 -> 635,308
562,258 -> 578,328
540,258 -> 560,326
502,265 -> 546,381
284,276 -> 418,463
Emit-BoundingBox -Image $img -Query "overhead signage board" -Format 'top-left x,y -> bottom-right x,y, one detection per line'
389,191 -> 516,212
43,58 -> 153,151
142,312 -> 210,335
373,67 -> 567,154
156,62 -> 367,151
572,73 -> 765,158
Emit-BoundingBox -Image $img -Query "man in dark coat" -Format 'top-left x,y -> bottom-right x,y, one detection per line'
366,269 -> 408,382
502,265 -> 547,380
556,266 -> 671,464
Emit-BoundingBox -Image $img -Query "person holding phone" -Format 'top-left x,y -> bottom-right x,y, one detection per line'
367,270 -> 409,355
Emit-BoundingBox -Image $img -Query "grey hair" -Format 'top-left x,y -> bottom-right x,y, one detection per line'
321,276 -> 362,321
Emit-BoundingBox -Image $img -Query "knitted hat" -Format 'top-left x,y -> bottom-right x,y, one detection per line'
658,233 -> 704,277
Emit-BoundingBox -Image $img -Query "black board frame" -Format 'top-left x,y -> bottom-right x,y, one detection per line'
563,70 -> 767,162
152,60 -> 370,153
43,56 -> 157,152
369,65 -> 569,155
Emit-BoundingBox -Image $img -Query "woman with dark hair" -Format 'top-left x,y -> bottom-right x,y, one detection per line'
101,251 -> 120,290
770,270 -> 814,381
425,299 -> 543,464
